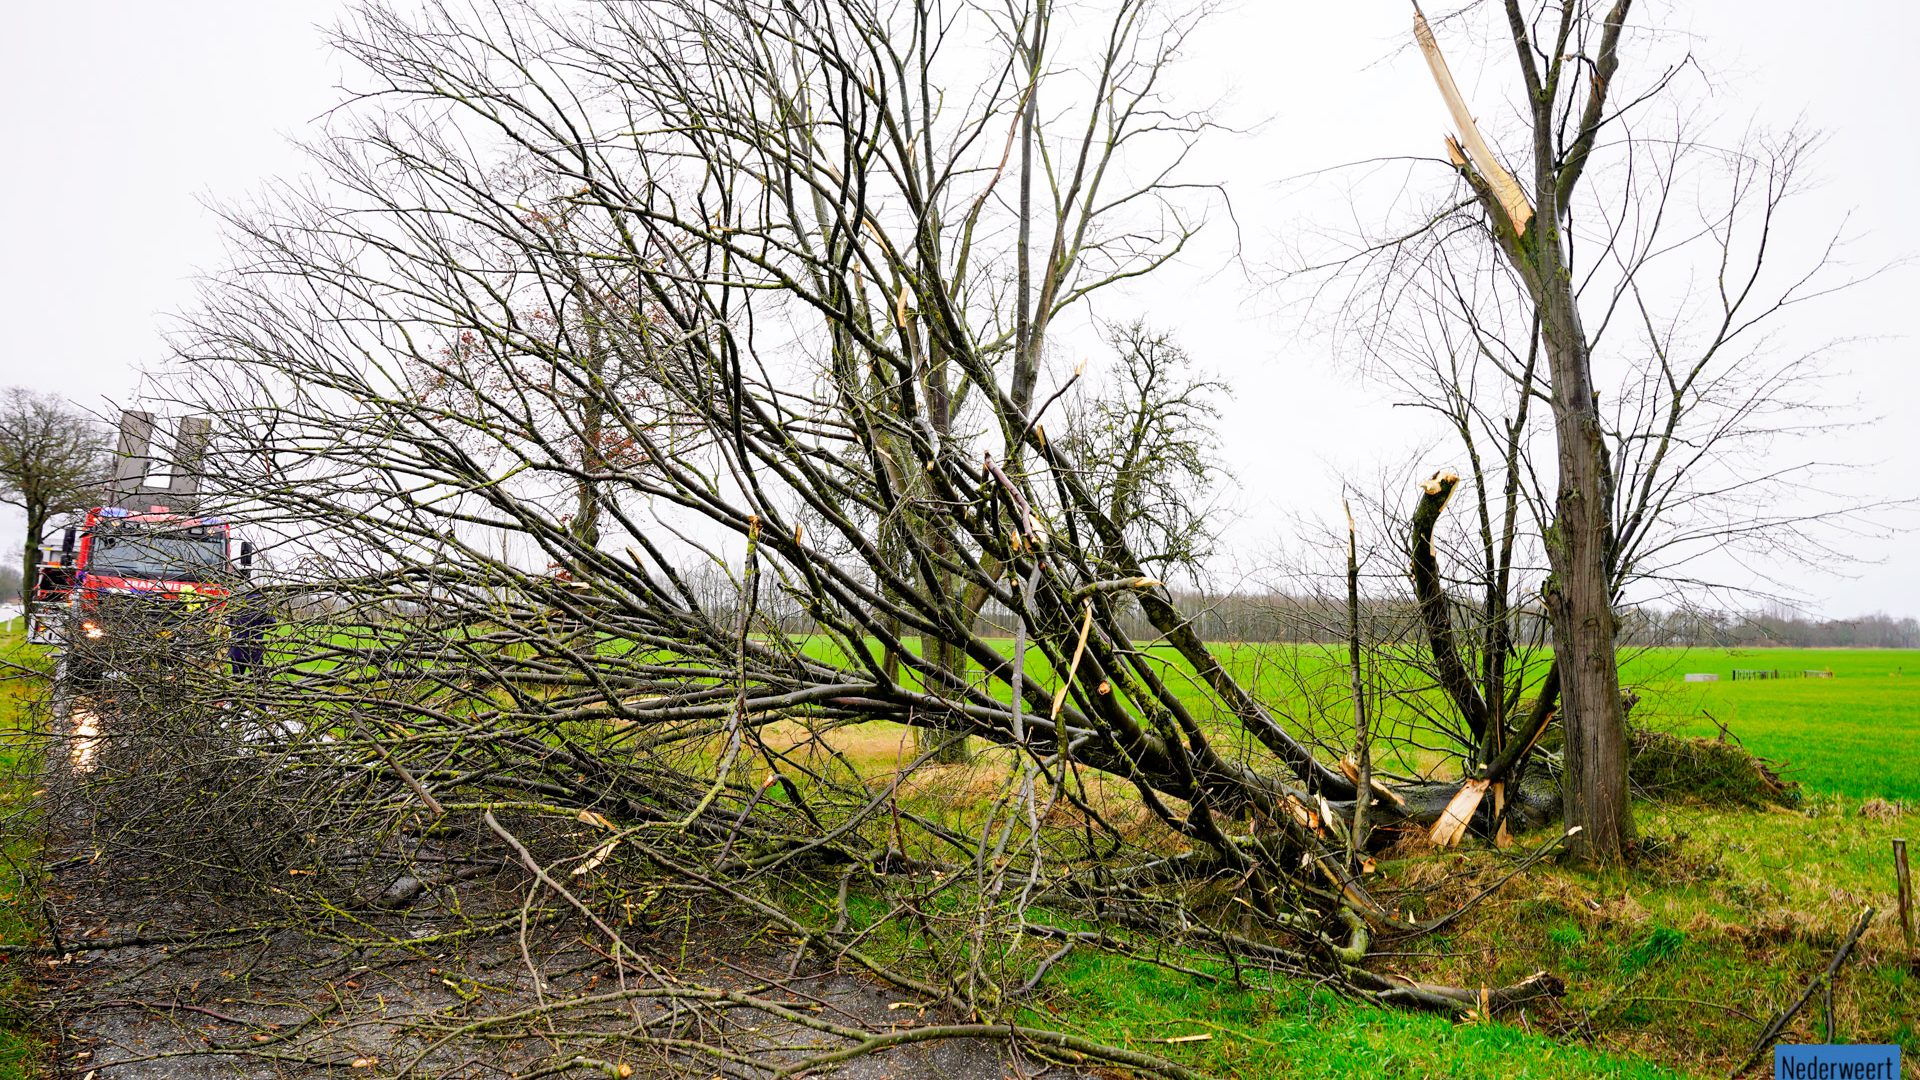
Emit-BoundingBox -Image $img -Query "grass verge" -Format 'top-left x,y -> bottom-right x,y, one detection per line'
0,631 -> 46,1077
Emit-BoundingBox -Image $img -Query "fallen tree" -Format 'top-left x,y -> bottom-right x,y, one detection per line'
98,0 -> 1590,1040
8,1 -> 1880,1074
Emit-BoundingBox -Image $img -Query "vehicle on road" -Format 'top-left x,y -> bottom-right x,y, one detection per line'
29,504 -> 254,682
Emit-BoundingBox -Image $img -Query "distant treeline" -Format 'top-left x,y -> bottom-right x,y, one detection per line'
1632,607 -> 1920,649
980,591 -> 1920,649
683,574 -> 1920,650
1024,593 -> 1920,649
261,567 -> 1920,650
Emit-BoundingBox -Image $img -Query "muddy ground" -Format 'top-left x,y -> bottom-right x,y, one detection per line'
29,703 -> 1088,1079
38,838 -> 1085,1079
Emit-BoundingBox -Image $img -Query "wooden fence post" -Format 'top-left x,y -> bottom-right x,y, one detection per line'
1896,838 -> 1914,960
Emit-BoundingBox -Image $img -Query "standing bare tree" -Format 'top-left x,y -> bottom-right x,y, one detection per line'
1412,0 -> 1638,863
0,388 -> 110,618
1294,4 -> 1875,864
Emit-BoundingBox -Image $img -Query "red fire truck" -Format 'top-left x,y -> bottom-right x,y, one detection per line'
29,504 -> 254,678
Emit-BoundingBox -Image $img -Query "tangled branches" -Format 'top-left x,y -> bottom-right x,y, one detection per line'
14,0 -> 1583,1073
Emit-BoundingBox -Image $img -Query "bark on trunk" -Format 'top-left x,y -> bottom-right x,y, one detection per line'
1537,283 -> 1632,863
1409,472 -> 1490,750
21,506 -> 45,620
917,631 -> 974,765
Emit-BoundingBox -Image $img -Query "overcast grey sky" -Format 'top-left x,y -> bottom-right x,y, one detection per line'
1,1 -> 1914,617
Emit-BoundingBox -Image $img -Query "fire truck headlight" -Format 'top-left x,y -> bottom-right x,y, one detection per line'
81,621 -> 105,640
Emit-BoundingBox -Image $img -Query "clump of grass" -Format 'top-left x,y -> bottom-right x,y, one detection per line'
1619,926 -> 1685,974
1547,923 -> 1586,951
1628,727 -> 1799,809
1858,797 -> 1903,821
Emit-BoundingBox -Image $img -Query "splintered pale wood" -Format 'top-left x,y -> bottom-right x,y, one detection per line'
1493,782 -> 1513,849
1429,777 -> 1491,848
1339,755 -> 1408,807
1412,7 -> 1535,236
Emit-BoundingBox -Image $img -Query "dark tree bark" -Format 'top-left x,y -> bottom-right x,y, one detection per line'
20,505 -> 48,615
1408,471 -> 1491,752
1514,0 -> 1636,864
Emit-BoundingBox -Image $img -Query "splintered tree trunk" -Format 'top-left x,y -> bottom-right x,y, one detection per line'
1538,288 -> 1633,864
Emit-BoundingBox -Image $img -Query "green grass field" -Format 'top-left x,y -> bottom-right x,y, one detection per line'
1,630 -> 1912,1078
1211,642 -> 1920,800
794,638 -> 1920,802
1618,648 -> 1919,801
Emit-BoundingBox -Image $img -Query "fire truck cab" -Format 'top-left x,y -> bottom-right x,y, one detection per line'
26,410 -> 258,684
28,504 -> 254,657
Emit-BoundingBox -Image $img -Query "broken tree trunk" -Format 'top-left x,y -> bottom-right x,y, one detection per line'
1410,1 -> 1637,864
1366,969 -> 1564,1018
1409,470 -> 1492,750
1326,773 -> 1560,845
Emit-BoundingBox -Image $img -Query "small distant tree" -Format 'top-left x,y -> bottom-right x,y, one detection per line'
0,389 -> 111,619
1065,321 -> 1229,582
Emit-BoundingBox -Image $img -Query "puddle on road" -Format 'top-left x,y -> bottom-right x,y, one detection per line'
69,706 -> 100,773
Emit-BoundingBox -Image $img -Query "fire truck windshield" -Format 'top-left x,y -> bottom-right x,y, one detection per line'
88,528 -> 228,583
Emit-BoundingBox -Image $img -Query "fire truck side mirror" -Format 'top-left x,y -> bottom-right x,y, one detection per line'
240,541 -> 255,571
60,527 -> 76,560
